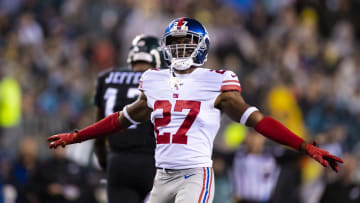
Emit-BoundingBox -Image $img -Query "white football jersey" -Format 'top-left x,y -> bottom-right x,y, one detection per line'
139,68 -> 241,169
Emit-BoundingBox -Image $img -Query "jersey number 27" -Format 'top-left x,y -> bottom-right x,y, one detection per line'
154,100 -> 200,144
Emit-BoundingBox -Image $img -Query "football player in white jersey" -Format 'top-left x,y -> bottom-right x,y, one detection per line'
48,17 -> 343,203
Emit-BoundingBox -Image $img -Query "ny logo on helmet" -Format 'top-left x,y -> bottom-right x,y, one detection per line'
170,21 -> 188,32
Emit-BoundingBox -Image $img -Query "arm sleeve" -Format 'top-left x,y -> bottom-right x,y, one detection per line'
138,69 -> 155,92
138,70 -> 149,91
255,116 -> 304,151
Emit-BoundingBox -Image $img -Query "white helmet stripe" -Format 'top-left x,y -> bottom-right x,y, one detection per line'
151,49 -> 161,68
132,52 -> 152,63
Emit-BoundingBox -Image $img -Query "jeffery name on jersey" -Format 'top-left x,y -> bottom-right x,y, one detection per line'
104,71 -> 143,85
95,69 -> 144,117
139,68 -> 241,169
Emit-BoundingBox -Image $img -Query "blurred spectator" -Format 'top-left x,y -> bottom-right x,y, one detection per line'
0,66 -> 21,150
212,151 -> 233,203
319,154 -> 360,203
232,131 -> 279,203
6,137 -> 39,203
29,147 -> 96,203
0,152 -> 16,203
300,128 -> 346,203
17,13 -> 43,47
0,0 -> 22,16
266,84 -> 307,139
92,39 -> 116,70
120,0 -> 170,62
269,148 -> 302,203
0,176 -> 3,203
0,67 -> 21,128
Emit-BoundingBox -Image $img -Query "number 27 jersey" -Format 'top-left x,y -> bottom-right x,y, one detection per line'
139,68 -> 241,169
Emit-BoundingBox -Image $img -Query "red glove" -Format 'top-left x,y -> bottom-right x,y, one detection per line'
48,130 -> 82,149
304,142 -> 343,172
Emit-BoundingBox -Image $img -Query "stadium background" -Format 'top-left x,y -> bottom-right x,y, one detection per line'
0,0 -> 359,202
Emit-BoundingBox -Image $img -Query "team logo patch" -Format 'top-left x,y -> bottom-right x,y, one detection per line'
170,21 -> 188,32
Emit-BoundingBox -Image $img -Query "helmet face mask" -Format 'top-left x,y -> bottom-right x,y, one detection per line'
161,18 -> 210,70
164,34 -> 199,59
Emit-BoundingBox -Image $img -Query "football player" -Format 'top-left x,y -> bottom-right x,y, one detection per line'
48,18 -> 343,203
93,35 -> 162,203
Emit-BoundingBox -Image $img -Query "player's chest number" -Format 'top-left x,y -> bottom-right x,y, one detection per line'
104,87 -> 140,116
154,100 -> 201,144
104,87 -> 139,128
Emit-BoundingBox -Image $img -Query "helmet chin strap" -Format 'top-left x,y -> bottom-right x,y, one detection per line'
168,55 -> 197,90
171,58 -> 193,70
169,62 -> 181,90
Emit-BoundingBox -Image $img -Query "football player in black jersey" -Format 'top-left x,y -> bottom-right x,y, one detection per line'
93,35 -> 163,203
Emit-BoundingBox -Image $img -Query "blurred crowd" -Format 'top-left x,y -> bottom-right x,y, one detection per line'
0,0 -> 360,203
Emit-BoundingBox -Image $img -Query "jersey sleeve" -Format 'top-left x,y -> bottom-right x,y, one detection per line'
138,69 -> 152,92
220,70 -> 241,93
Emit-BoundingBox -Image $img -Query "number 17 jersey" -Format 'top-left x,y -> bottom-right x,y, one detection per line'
94,67 -> 155,153
139,68 -> 241,169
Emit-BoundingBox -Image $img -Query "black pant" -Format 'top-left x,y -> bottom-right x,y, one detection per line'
107,152 -> 156,203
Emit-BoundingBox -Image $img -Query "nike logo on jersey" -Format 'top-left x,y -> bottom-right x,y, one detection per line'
231,74 -> 237,78
184,174 -> 195,179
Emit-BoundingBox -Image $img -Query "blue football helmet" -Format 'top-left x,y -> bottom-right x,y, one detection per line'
161,17 -> 210,70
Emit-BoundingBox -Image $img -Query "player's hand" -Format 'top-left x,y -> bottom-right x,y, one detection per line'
47,130 -> 81,149
304,141 -> 343,172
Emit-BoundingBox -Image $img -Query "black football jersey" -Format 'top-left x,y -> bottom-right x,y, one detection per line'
94,67 -> 155,154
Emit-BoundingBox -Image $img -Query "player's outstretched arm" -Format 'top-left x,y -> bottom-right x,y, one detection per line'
215,91 -> 343,172
48,92 -> 152,149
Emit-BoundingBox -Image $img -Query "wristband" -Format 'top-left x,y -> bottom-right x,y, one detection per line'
240,107 -> 258,125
